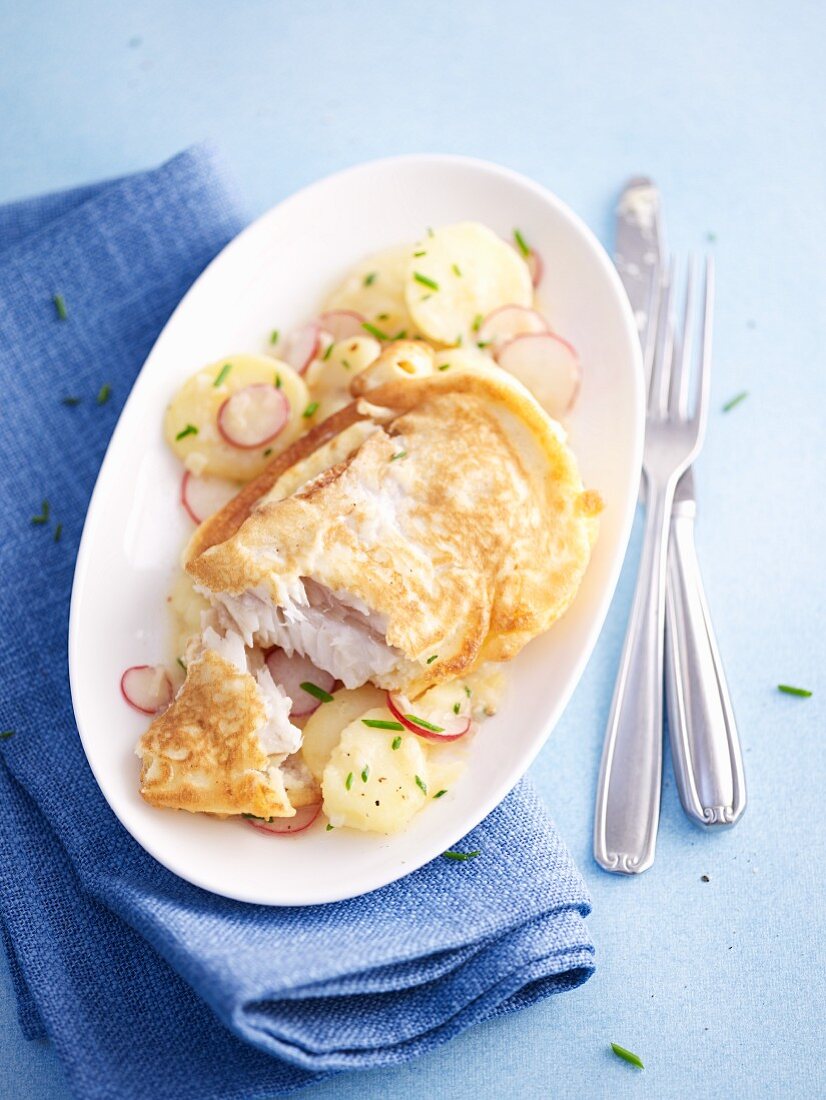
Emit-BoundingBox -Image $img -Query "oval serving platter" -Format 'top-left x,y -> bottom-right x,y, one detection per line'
69,154 -> 644,905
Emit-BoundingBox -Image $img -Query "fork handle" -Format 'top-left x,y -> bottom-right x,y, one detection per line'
594,480 -> 672,874
664,510 -> 746,826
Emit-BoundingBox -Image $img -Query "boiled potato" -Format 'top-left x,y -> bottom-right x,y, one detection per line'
322,707 -> 429,833
164,353 -> 309,481
323,245 -> 417,339
405,223 -> 533,346
304,336 -> 381,419
301,684 -> 385,782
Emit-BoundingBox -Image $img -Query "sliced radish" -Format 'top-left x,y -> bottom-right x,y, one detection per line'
283,321 -> 321,374
217,384 -> 289,450
180,471 -> 239,524
318,310 -> 366,342
246,802 -> 321,835
386,693 -> 471,742
265,649 -> 336,717
496,332 -> 580,417
477,304 -> 549,350
121,665 -> 173,715
526,249 -> 543,287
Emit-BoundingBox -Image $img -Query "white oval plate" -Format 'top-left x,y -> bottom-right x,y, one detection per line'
69,155 -> 643,906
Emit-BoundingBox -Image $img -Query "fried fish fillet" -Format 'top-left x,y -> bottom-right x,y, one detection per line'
186,366 -> 602,697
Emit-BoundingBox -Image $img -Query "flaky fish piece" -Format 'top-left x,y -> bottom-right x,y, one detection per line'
186,366 -> 602,696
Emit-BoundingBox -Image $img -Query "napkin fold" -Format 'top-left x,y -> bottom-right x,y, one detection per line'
0,147 -> 594,1100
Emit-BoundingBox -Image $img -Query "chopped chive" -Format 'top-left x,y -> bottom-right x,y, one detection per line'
421,294 -> 432,302
413,250 -> 427,257
31,500 -> 50,525
0,731 -> 14,741
176,657 -> 187,671
722,391 -> 748,412
61,395 -> 80,406
610,1043 -> 644,1070
434,789 -> 448,799
426,655 -> 438,665
303,401 -> 319,418
513,228 -> 530,258
270,329 -> 280,345
362,321 -> 391,341
274,372 -> 282,388
364,271 -> 377,286
472,313 -> 483,333
476,340 -> 492,349
443,850 -> 480,861
414,775 -> 428,795
455,334 -> 463,346
362,719 -> 404,730
465,685 -> 471,697
438,363 -> 450,371
404,713 -> 444,734
413,272 -> 439,291
391,736 -> 402,750
241,813 -> 271,821
361,765 -> 370,782
777,684 -> 812,698
213,362 -> 232,387
453,702 -> 460,714
345,772 -> 354,790
300,681 -> 334,703
452,263 -> 462,277
392,329 -> 407,340
326,823 -> 334,831
53,523 -> 63,543
53,294 -> 68,320
175,423 -> 198,440
342,359 -> 351,370
322,341 -> 334,361
97,383 -> 112,405
390,450 -> 407,462
263,448 -> 273,457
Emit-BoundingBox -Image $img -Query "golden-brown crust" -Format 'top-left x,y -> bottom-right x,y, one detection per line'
136,651 -> 294,818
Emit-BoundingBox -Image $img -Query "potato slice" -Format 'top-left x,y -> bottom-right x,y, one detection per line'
301,685 -> 385,782
323,245 -> 416,338
322,707 -> 429,833
304,335 -> 381,419
164,354 -> 309,481
405,223 -> 533,346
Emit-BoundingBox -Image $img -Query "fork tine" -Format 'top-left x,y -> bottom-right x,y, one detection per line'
691,255 -> 714,429
650,259 -> 675,416
669,256 -> 696,418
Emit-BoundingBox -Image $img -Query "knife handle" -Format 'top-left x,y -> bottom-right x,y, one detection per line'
664,510 -> 746,827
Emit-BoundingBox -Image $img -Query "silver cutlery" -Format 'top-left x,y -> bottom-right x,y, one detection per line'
594,257 -> 713,874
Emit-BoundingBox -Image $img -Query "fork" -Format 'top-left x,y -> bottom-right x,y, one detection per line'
594,257 -> 713,874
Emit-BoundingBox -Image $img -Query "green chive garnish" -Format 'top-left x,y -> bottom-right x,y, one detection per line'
513,228 -> 530,258
274,372 -> 282,388
345,772 -> 354,790
404,714 -> 444,734
415,775 -> 428,795
443,850 -> 480,861
453,702 -> 460,714
426,655 -> 438,665
263,448 -> 273,457
53,294 -> 67,320
342,359 -> 351,370
31,500 -> 50,525
377,313 -> 389,321
270,329 -> 280,345
610,1043 -> 644,1070
455,334 -> 463,346
0,731 -> 15,741
53,523 -> 63,543
326,823 -> 334,831
364,272 -> 377,286
392,329 -> 407,340
777,684 -> 812,698
452,263 -> 462,277
61,395 -> 80,406
391,736 -> 402,750
438,363 -> 450,371
300,681 -> 334,704
413,250 -> 427,257
464,685 -> 471,697
390,450 -> 407,462
476,340 -> 492,349
176,657 -> 187,671
175,424 -> 198,440
722,391 -> 748,412
362,321 -> 391,341
303,401 -> 319,418
413,272 -> 439,291
213,363 -> 232,387
361,765 -> 370,782
97,383 -> 112,405
434,789 -> 448,799
472,314 -> 483,333
362,719 -> 404,731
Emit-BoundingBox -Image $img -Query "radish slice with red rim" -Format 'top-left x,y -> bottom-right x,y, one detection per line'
283,321 -> 321,374
121,665 -> 173,715
477,305 -> 549,350
318,310 -> 366,342
265,649 -> 336,717
180,471 -> 239,524
217,384 -> 289,450
496,332 -> 580,418
386,693 -> 471,742
245,803 -> 321,835
526,249 -> 543,287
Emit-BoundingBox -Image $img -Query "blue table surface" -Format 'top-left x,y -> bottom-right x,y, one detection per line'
2,1 -> 824,1096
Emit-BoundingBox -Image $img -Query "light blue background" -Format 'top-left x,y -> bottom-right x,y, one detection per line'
1,1 -> 824,1096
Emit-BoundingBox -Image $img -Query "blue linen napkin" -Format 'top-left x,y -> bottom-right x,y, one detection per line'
0,147 -> 595,1100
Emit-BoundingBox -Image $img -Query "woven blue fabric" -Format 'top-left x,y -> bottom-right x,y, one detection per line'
0,147 -> 594,1100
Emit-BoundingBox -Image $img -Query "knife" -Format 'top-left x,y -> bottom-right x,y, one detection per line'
615,178 -> 746,830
